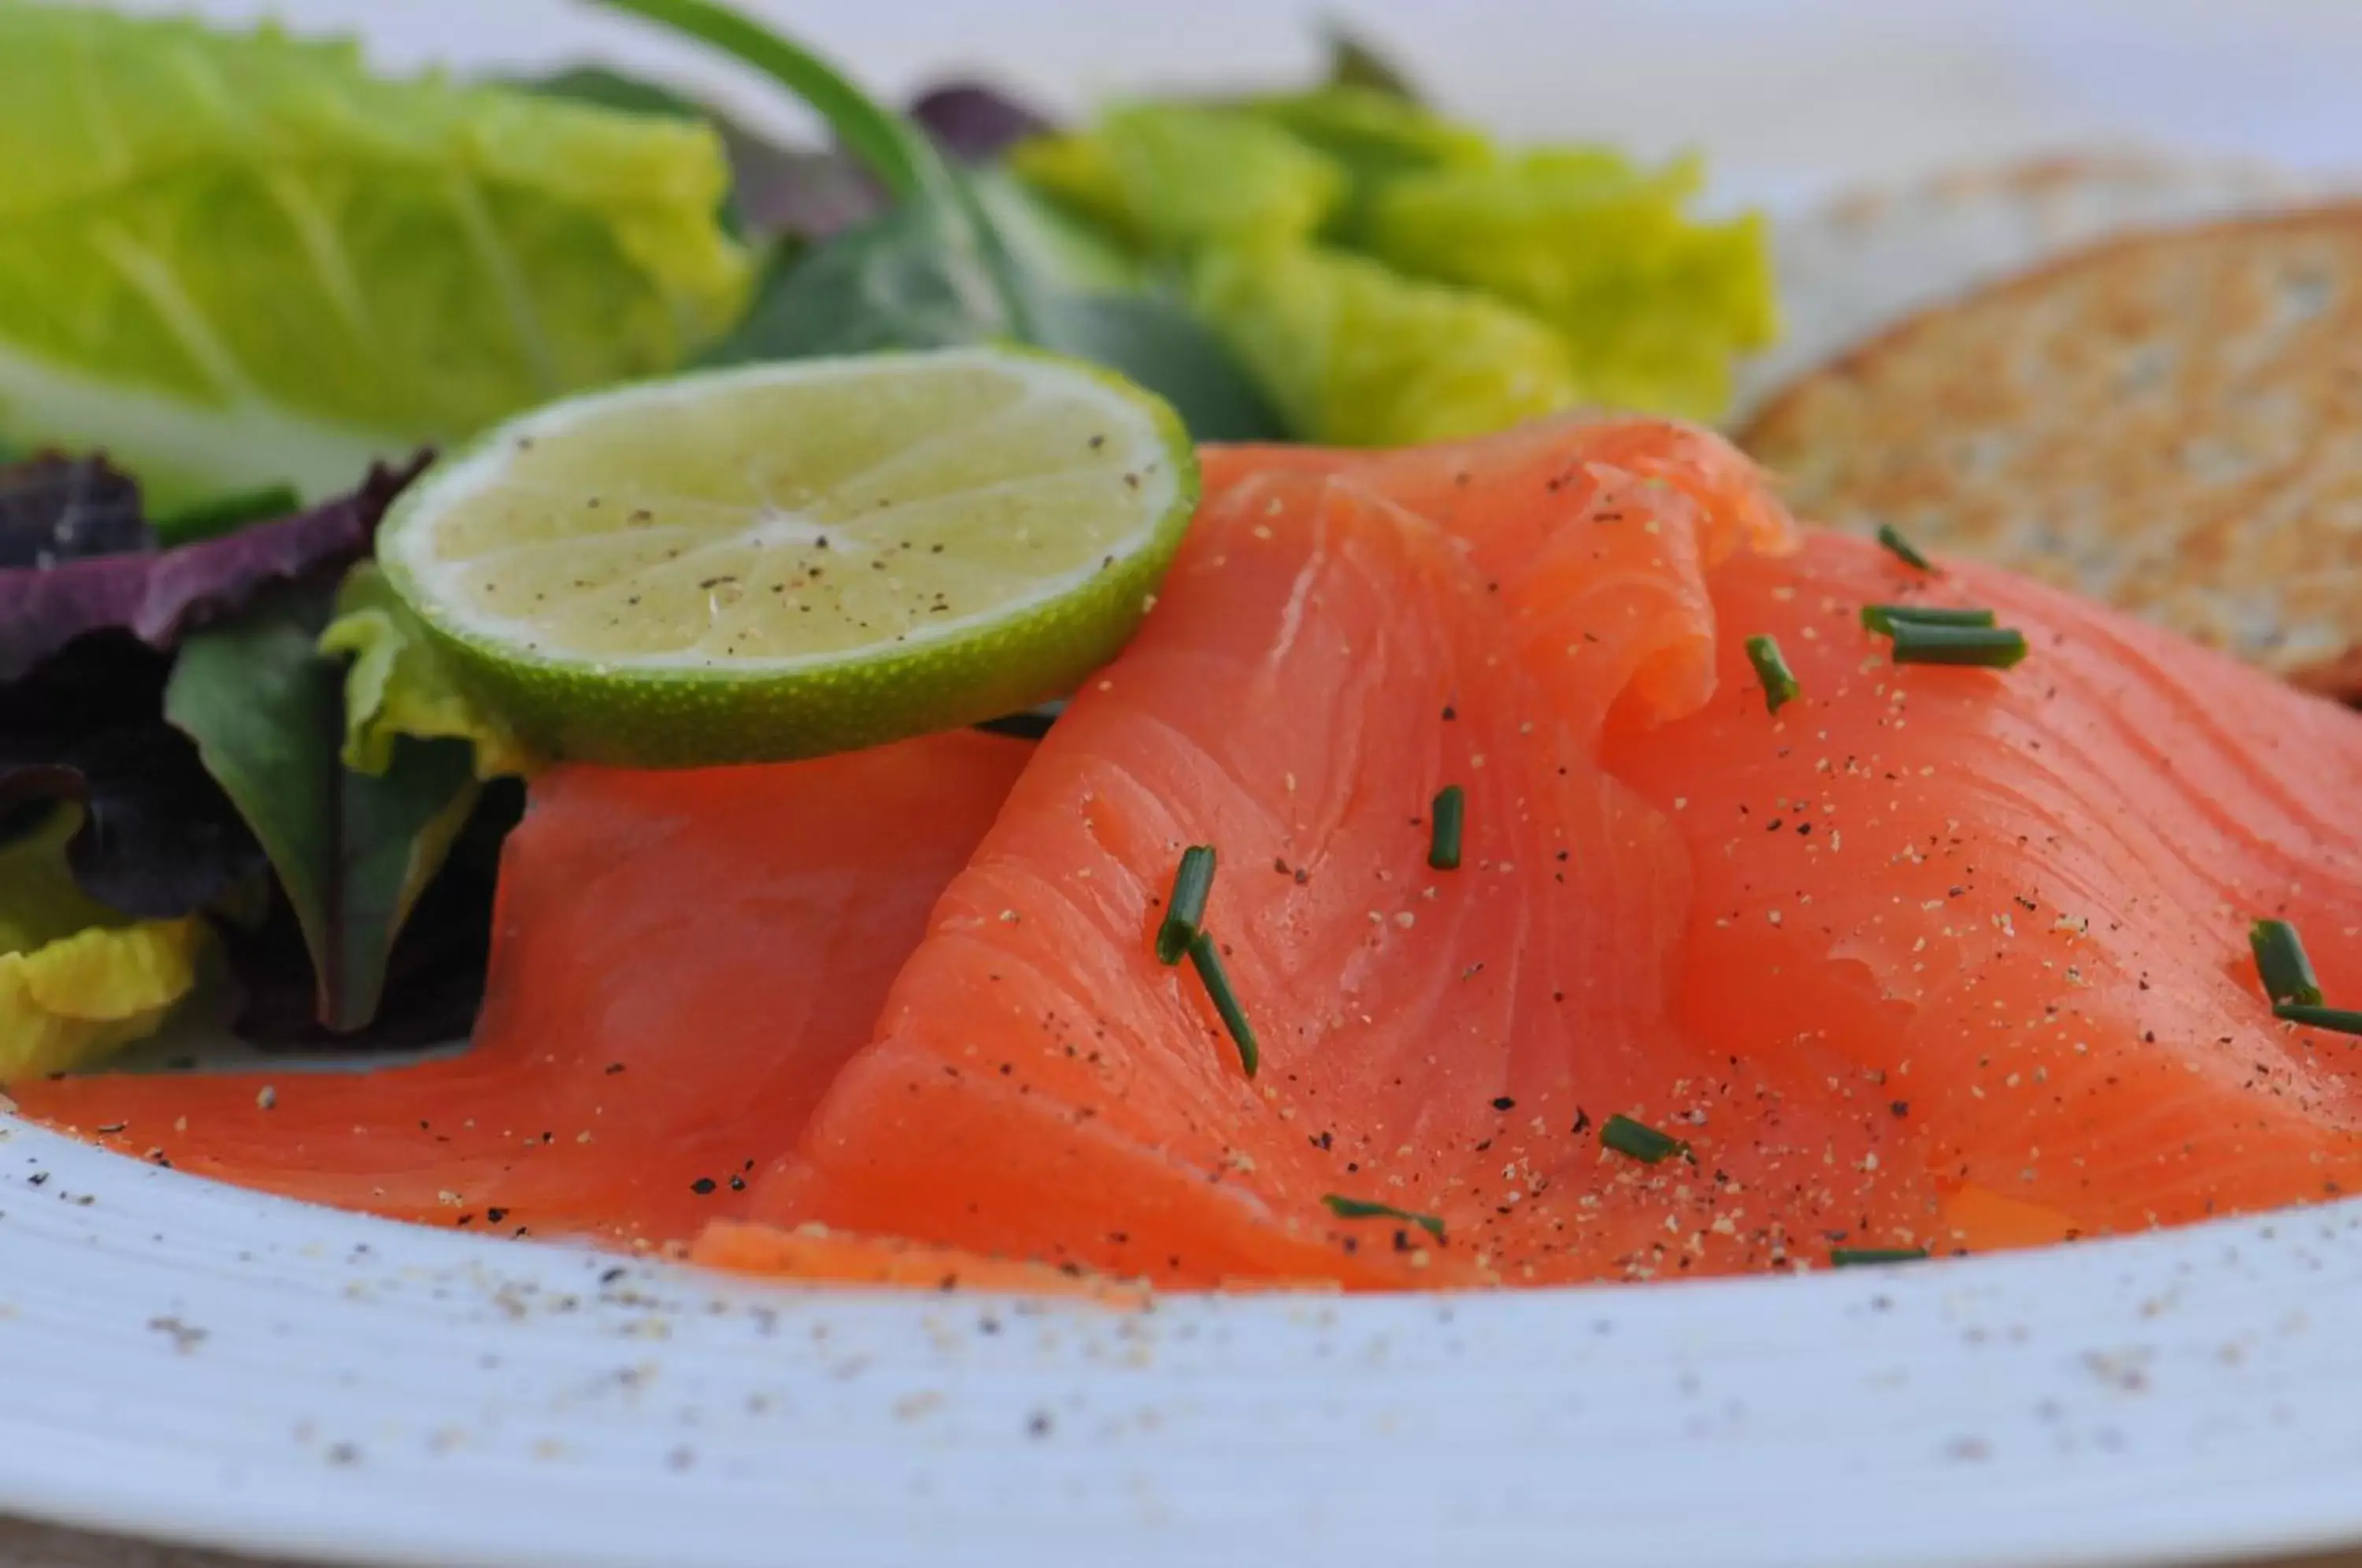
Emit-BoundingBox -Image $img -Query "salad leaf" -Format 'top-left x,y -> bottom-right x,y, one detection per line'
0,623 -> 265,926
218,780 -> 519,1050
0,634 -> 264,925
0,807 -> 209,1081
320,564 -> 532,780
151,484 -> 302,548
913,83 -> 1058,163
526,65 -> 1057,246
0,4 -> 753,505
0,455 -> 425,684
1190,243 -> 1579,446
1023,289 -> 1284,440
705,201 -> 1015,361
1238,87 -> 1493,222
701,202 -> 1276,439
165,591 -> 480,1035
616,0 -> 1284,442
1318,21 -> 1425,104
1010,105 -> 1345,254
0,724 -> 265,924
1362,150 -> 1778,419
0,453 -> 150,568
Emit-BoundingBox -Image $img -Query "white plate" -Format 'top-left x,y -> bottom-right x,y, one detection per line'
14,3 -> 2362,1566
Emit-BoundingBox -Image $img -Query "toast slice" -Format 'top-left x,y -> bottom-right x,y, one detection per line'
1742,204 -> 2362,691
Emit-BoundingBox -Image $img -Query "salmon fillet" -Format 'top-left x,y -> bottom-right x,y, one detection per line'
9,734 -> 1029,1248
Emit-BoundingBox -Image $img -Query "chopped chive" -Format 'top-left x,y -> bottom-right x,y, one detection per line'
1155,845 -> 1217,964
1601,1112 -> 1690,1164
1831,1246 -> 1929,1267
2275,1003 -> 2362,1036
1428,785 -> 1465,871
1322,1194 -> 1446,1240
2249,919 -> 2324,1008
1884,622 -> 2028,668
1875,523 -> 1934,572
151,483 -> 302,545
1743,634 -> 1799,714
1188,930 -> 1258,1077
1859,604 -> 1997,635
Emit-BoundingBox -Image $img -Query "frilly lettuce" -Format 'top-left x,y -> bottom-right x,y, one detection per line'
0,809 -> 207,1080
1009,83 -> 1775,435
0,4 -> 753,505
1190,244 -> 1580,446
1010,105 -> 1344,254
320,565 -> 532,781
1362,150 -> 1776,419
1238,86 -> 1492,218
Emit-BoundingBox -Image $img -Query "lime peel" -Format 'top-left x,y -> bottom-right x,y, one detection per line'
376,347 -> 1197,767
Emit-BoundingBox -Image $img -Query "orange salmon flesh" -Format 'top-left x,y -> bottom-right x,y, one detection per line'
15,417 -> 2362,1290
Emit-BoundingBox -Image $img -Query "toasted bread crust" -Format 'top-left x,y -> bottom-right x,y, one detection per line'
1742,204 -> 2362,691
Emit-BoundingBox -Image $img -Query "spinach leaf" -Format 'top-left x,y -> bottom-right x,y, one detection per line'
601,0 -> 1286,441
1320,20 -> 1425,103
704,202 -> 1013,361
1021,288 -> 1283,442
165,592 -> 479,1034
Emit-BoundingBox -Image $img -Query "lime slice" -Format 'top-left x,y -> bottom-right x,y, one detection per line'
376,347 -> 1198,767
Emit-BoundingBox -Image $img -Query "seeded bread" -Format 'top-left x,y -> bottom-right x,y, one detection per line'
1741,203 -> 2362,690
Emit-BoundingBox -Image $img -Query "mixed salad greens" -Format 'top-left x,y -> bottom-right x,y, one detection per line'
0,0 -> 1775,1074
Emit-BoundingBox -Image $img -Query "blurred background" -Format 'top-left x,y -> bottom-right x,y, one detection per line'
87,0 -> 2362,208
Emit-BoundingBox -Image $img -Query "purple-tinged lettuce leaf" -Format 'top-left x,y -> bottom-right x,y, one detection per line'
0,632 -> 264,920
911,83 -> 1056,163
0,452 -> 150,569
0,454 -> 427,683
164,588 -> 481,1035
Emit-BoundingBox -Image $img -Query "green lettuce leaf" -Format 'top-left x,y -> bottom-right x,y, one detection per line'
165,592 -> 479,1034
700,194 -> 1283,442
1238,87 -> 1492,214
319,565 -> 532,781
1361,149 -> 1777,420
1190,243 -> 1580,447
1011,105 -> 1345,255
0,3 -> 753,505
0,808 -> 208,1080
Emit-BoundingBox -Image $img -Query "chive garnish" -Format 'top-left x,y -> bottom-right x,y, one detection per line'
1156,845 -> 1217,964
1884,622 -> 2028,668
1188,930 -> 1258,1076
1859,604 -> 1997,635
1601,1112 -> 1690,1164
1322,1194 -> 1446,1240
2275,1004 -> 2362,1036
1831,1246 -> 1929,1267
1875,523 -> 1934,572
1744,634 -> 1799,714
2249,919 -> 2324,1008
1428,785 -> 1465,871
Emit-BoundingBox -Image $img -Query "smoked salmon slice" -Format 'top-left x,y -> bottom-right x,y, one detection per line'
742,424 -> 1915,1286
7,733 -> 1030,1248
730,416 -> 2362,1286
1604,536 -> 2362,1243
